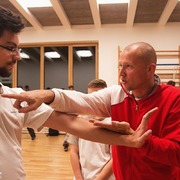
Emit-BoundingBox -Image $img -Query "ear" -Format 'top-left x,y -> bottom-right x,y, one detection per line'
147,63 -> 156,73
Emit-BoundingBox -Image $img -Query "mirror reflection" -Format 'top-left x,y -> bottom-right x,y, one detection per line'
73,46 -> 96,93
17,47 -> 40,90
44,46 -> 68,89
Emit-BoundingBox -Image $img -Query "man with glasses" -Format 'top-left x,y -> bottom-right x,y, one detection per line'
0,5 -> 54,180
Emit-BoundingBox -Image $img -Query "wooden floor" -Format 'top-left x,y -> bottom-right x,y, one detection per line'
22,133 -> 73,180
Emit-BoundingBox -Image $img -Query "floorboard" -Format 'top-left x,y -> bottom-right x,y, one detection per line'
22,133 -> 73,180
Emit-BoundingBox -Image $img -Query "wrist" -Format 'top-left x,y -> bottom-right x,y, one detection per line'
44,90 -> 55,104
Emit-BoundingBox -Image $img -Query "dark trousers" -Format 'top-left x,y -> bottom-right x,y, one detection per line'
27,127 -> 36,140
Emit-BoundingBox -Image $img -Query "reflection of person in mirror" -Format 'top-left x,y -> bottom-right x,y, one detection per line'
68,79 -> 115,180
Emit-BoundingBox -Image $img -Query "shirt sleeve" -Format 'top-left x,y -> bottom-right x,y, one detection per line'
50,86 -> 118,118
24,103 -> 54,131
68,134 -> 78,146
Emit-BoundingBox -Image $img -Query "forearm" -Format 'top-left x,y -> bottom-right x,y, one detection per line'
95,159 -> 114,180
44,111 -> 147,147
69,148 -> 83,180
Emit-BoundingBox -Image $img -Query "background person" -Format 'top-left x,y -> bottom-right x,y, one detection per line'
167,80 -> 176,86
68,85 -> 74,90
68,79 -> 115,180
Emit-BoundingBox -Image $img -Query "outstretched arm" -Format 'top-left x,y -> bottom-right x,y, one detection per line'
1,91 -> 157,147
1,88 -> 112,117
43,108 -> 157,147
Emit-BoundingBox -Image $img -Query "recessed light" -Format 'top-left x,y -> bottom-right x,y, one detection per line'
45,52 -> 61,59
97,0 -> 129,4
17,0 -> 52,8
76,50 -> 92,57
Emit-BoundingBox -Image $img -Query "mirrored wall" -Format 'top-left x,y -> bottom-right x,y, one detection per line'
17,47 -> 40,90
73,46 -> 96,92
14,42 -> 98,92
44,46 -> 68,90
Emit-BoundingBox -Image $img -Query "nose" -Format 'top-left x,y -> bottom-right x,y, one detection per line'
13,51 -> 22,61
119,65 -> 125,76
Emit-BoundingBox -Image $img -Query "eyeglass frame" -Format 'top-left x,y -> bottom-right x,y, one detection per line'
0,45 -> 22,55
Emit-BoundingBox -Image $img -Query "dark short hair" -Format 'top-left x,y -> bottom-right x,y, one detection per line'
167,80 -> 176,86
68,85 -> 74,89
0,6 -> 25,37
88,79 -> 107,89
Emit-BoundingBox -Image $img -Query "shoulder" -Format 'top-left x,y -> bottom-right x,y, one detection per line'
155,84 -> 180,105
159,84 -> 180,96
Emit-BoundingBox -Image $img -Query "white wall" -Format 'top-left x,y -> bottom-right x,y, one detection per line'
19,23 -> 180,86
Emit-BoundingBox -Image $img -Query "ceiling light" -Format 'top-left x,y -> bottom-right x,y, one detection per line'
17,0 -> 52,8
97,0 -> 129,4
20,52 -> 30,59
45,52 -> 61,59
76,50 -> 92,57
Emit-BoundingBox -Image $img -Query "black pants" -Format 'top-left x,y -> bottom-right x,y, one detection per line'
27,127 -> 36,140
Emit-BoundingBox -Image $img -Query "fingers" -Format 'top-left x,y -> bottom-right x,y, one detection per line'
136,129 -> 152,148
92,120 -> 133,134
111,121 -> 130,129
93,121 -> 111,127
1,93 -> 22,99
1,93 -> 38,113
13,99 -> 23,110
1,93 -> 25,111
139,107 -> 158,130
18,105 -> 36,113
89,119 -> 95,123
111,121 -> 133,134
143,107 -> 158,121
132,107 -> 157,148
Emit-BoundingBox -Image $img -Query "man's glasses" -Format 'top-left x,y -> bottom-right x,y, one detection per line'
0,45 -> 22,55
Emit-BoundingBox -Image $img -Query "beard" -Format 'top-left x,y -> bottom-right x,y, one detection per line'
0,67 -> 11,77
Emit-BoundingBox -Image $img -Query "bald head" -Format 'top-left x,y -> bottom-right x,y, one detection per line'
122,42 -> 157,65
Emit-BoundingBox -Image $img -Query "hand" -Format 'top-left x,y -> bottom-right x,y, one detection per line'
1,90 -> 54,113
126,107 -> 158,148
90,107 -> 158,148
90,120 -> 134,135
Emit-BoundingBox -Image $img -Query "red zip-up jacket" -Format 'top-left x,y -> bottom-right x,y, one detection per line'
111,84 -> 180,180
51,84 -> 180,180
